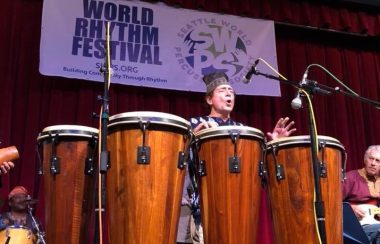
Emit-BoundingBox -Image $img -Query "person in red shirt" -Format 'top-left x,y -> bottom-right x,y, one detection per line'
343,145 -> 380,243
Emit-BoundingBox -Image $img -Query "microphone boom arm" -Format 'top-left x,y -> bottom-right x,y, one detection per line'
254,69 -> 380,109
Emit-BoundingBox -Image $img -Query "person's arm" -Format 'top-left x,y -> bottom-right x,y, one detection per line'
342,171 -> 366,219
266,117 -> 296,141
0,146 -> 18,175
350,205 -> 366,219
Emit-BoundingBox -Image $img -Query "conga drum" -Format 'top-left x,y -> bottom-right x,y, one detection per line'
195,126 -> 265,244
0,226 -> 36,244
107,111 -> 192,243
266,135 -> 345,244
37,125 -> 98,244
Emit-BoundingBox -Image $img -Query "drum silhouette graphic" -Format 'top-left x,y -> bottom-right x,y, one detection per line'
266,135 -> 345,244
107,111 -> 191,243
37,125 -> 98,244
195,126 -> 265,244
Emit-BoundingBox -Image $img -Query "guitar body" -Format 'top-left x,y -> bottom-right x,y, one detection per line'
355,203 -> 380,225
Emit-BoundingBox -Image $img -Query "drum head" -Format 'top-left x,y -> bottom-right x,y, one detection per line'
0,226 -> 36,243
108,111 -> 190,131
267,135 -> 345,151
195,125 -> 264,141
37,125 -> 99,141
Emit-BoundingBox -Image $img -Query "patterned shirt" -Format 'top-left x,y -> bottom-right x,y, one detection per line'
0,212 -> 39,234
190,116 -> 243,129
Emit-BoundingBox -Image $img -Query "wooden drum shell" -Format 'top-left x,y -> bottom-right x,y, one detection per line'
266,135 -> 345,244
107,111 -> 190,244
195,126 -> 265,244
37,125 -> 98,244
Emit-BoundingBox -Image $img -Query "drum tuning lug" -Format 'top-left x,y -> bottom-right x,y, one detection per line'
137,121 -> 151,165
85,157 -> 95,175
50,156 -> 60,175
229,156 -> 241,173
259,160 -> 267,181
198,160 -> 207,177
137,146 -> 150,164
319,161 -> 327,178
177,151 -> 186,170
275,164 -> 285,181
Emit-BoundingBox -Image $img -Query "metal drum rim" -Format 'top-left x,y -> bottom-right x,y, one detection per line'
37,124 -> 99,141
3,225 -> 33,230
195,125 -> 264,141
108,111 -> 190,131
266,135 -> 345,151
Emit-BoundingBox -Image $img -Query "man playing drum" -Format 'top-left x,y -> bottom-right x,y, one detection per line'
343,145 -> 380,243
190,72 -> 296,137
0,186 -> 41,243
177,71 -> 296,244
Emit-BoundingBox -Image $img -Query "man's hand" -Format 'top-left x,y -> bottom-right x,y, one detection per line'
0,161 -> 14,175
267,117 -> 296,141
351,205 -> 366,220
193,121 -> 219,133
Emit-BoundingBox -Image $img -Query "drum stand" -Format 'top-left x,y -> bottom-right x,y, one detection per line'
27,205 -> 46,244
253,64 -> 380,244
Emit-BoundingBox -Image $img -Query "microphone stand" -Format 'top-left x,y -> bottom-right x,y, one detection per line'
27,204 -> 46,244
254,69 -> 380,244
94,21 -> 112,244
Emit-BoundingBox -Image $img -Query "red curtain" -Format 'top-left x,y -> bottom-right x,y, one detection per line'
1,0 -> 380,243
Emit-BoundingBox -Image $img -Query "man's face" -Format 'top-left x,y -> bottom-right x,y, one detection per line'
364,150 -> 380,177
9,193 -> 28,212
206,84 -> 235,116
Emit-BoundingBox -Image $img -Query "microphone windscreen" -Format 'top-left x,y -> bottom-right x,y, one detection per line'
291,96 -> 302,110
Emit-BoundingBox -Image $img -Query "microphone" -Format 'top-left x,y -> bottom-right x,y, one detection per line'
291,92 -> 303,110
241,59 -> 260,84
291,68 -> 309,110
22,195 -> 38,205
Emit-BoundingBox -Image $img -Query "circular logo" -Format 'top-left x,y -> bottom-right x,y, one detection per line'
175,19 -> 253,83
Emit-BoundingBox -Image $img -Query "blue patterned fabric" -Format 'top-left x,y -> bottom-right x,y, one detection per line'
190,116 -> 243,128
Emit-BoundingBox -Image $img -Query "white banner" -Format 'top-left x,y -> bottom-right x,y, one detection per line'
40,0 -> 280,96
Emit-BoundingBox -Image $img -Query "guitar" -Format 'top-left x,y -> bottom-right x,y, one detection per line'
356,204 -> 380,225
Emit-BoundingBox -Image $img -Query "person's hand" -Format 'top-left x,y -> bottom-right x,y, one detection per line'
193,121 -> 219,133
0,161 -> 14,175
267,117 -> 296,141
351,205 -> 366,220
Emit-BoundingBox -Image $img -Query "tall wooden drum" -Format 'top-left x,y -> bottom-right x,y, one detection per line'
266,135 -> 345,244
195,126 -> 265,244
37,125 -> 98,244
107,111 -> 191,244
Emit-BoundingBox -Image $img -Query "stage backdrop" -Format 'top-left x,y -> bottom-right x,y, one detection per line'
2,0 -> 380,244
39,0 -> 280,96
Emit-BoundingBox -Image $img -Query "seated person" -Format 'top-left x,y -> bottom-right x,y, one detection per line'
0,186 -> 41,238
343,145 -> 380,243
